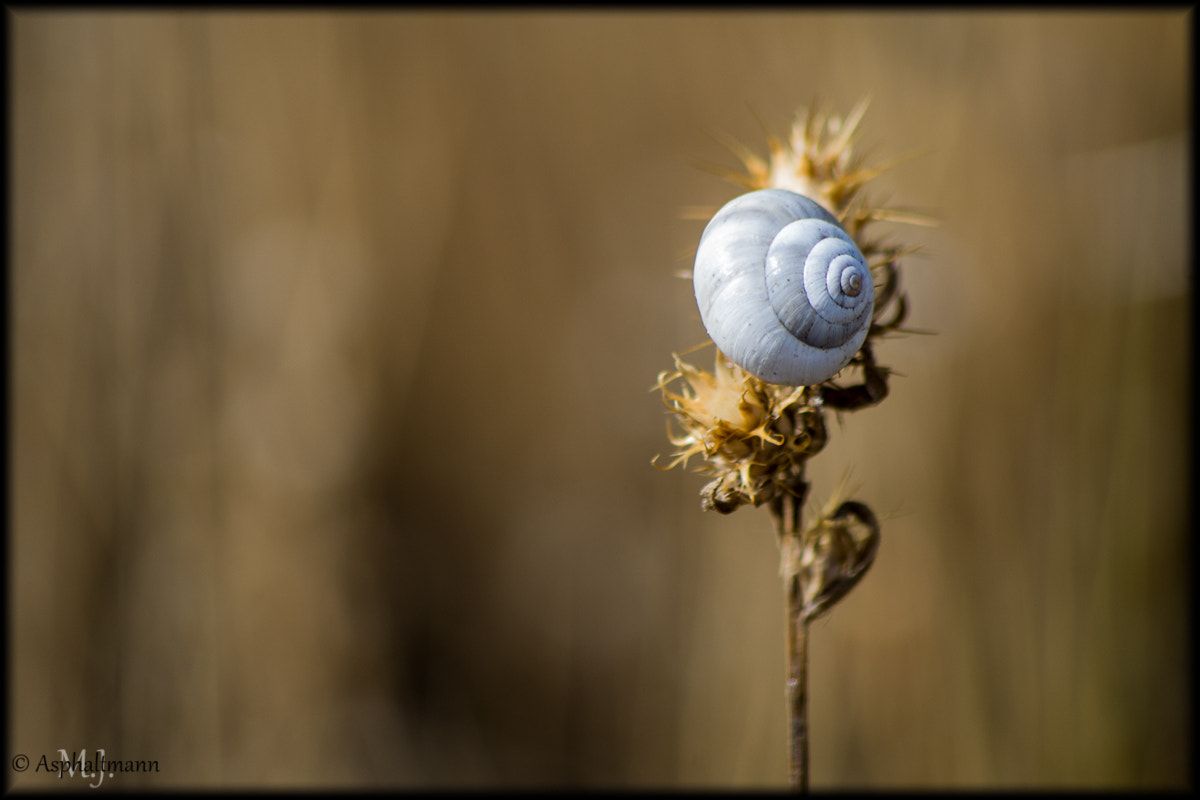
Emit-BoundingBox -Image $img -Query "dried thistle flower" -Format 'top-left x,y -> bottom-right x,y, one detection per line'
656,100 -> 928,791
654,354 -> 826,514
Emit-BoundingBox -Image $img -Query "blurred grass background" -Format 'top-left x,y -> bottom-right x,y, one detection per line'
9,10 -> 1189,789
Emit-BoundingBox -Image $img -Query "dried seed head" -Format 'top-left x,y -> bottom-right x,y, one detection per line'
654,353 -> 826,513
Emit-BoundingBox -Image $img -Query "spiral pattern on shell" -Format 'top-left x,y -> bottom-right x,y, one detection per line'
693,189 -> 875,386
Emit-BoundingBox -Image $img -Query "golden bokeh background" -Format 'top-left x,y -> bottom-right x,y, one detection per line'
10,10 -> 1190,789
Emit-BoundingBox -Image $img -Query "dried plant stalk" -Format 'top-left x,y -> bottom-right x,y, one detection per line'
655,101 -> 925,790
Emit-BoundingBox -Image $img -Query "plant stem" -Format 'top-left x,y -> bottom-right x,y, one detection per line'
775,480 -> 810,792
789,602 -> 809,792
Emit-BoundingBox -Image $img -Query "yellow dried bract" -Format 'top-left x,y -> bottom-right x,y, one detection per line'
654,353 -> 826,513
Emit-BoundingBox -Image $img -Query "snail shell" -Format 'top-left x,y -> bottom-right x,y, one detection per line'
693,188 -> 874,386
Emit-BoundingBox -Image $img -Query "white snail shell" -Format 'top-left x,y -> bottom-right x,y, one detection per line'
693,188 -> 874,386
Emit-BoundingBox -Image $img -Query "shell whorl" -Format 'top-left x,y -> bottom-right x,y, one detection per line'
693,188 -> 874,386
